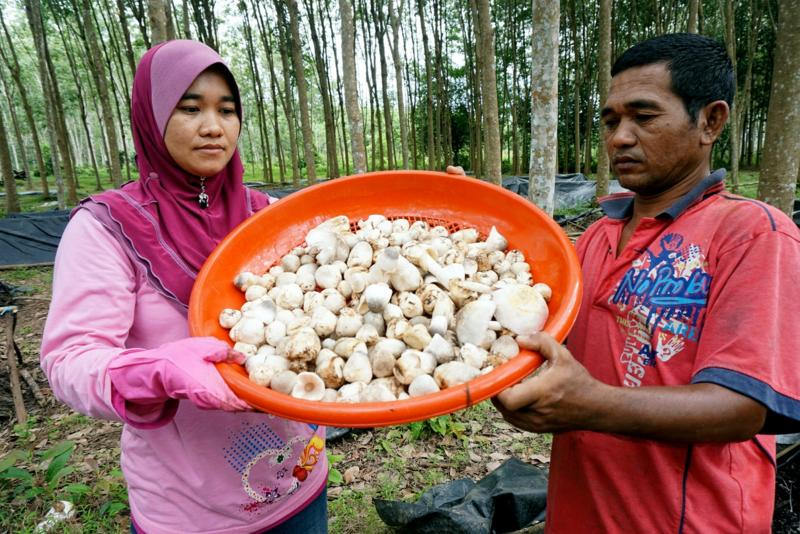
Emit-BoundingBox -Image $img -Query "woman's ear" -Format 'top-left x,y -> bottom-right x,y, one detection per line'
699,100 -> 730,146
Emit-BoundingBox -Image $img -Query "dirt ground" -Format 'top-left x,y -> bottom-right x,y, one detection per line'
1,267 -> 798,533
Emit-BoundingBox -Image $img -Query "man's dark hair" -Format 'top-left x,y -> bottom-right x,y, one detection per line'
611,33 -> 734,122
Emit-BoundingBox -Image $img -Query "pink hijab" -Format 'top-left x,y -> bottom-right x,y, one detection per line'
77,40 -> 269,307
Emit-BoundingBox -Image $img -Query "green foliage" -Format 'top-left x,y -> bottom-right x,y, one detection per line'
327,451 -> 345,486
405,415 -> 467,443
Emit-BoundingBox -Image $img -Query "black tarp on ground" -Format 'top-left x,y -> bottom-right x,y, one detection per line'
0,210 -> 70,267
502,174 -> 629,210
374,458 -> 548,534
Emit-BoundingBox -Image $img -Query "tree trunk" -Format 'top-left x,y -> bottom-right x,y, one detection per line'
596,0 -> 612,197
304,0 -> 339,178
57,23 -> 102,191
325,0 -> 350,174
374,0 -> 395,169
0,107 -> 20,214
757,0 -> 800,216
388,0 -> 409,169
240,1 -> 270,184
149,0 -> 169,44
528,0 -> 559,215
273,1 -> 302,186
476,0 -> 501,184
417,0 -> 435,169
285,0 -> 317,183
81,0 -> 124,189
0,73 -> 31,190
339,0 -> 367,173
24,0 -> 72,208
688,0 -> 699,33
721,0 -> 740,192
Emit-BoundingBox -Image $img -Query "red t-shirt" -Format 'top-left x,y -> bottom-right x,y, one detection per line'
547,171 -> 800,533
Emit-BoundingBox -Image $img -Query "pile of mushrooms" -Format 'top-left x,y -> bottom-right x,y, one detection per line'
218,215 -> 552,403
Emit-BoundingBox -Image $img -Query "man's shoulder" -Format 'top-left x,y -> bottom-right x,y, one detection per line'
697,193 -> 800,240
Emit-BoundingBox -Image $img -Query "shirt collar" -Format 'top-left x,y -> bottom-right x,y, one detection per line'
599,168 -> 727,221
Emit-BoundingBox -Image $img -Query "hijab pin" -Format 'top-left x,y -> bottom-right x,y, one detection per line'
198,177 -> 209,209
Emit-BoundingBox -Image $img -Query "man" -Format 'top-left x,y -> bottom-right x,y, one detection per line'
493,33 -> 800,532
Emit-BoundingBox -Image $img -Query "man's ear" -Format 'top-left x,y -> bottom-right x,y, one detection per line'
698,100 -> 729,146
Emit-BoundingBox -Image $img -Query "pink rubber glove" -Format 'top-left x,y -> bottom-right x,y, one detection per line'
108,337 -> 250,429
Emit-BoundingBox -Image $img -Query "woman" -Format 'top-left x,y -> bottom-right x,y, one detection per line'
40,40 -> 327,533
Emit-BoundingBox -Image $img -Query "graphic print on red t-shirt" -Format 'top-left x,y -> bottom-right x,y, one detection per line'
608,233 -> 712,387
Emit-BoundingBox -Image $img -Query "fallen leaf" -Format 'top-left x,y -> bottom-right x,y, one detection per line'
344,466 -> 359,484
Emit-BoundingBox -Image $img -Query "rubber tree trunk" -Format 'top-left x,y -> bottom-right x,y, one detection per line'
596,0 -> 612,197
757,0 -> 800,216
528,0 -> 559,215
339,0 -> 367,173
286,0 -> 317,183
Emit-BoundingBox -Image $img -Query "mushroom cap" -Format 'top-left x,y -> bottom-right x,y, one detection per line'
291,372 -> 326,401
492,285 -> 549,336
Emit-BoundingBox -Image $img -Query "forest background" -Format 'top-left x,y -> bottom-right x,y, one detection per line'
0,0 -> 798,218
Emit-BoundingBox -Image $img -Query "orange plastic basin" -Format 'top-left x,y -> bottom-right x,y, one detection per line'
188,170 -> 582,427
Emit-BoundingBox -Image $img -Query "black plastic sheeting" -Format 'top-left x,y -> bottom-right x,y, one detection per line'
0,210 -> 70,267
502,173 -> 629,210
374,458 -> 547,534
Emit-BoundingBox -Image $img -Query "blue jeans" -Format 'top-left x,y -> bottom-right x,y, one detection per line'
130,488 -> 328,533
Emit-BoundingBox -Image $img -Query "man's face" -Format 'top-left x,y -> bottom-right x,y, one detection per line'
601,63 -> 707,196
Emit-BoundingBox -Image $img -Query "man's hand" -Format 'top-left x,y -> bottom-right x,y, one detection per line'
446,165 -> 466,176
493,332 -> 606,433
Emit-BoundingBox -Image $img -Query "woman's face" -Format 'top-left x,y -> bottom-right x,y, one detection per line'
164,69 -> 240,177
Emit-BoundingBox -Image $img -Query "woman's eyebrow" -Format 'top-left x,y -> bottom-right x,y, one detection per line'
178,93 -> 235,102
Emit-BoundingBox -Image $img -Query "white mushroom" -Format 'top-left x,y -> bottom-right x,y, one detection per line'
401,323 -> 432,350
270,370 -> 298,395
296,271 -> 317,292
343,350 -> 373,383
333,338 -> 367,359
362,311 -> 386,336
434,361 -> 481,389
356,323 -> 380,346
281,253 -> 301,273
316,356 -> 345,388
336,307 -> 364,338
347,240 -> 374,268
315,264 -> 342,290
283,327 -> 321,365
361,382 -> 396,402
219,308 -> 242,329
393,349 -> 437,384
398,292 -> 424,318
492,285 -> 549,336
322,388 -> 339,402
275,284 -> 304,309
455,299 -> 497,348
275,272 -> 297,287
461,343 -> 489,369
245,285 -> 268,302
484,226 -> 508,252
310,306 -> 337,338
265,320 -> 287,346
303,291 -> 324,313
369,346 -> 396,378
321,288 -> 347,314
291,372 -> 326,401
490,335 -> 520,362
243,298 -> 277,324
408,374 -> 441,397
229,317 -> 266,346
533,282 -> 553,302
358,283 -> 393,314
234,271 -> 259,291
424,334 -> 456,364
233,342 -> 258,358
337,382 -> 366,403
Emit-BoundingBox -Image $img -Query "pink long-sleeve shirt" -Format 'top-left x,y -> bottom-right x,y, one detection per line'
41,210 -> 327,534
